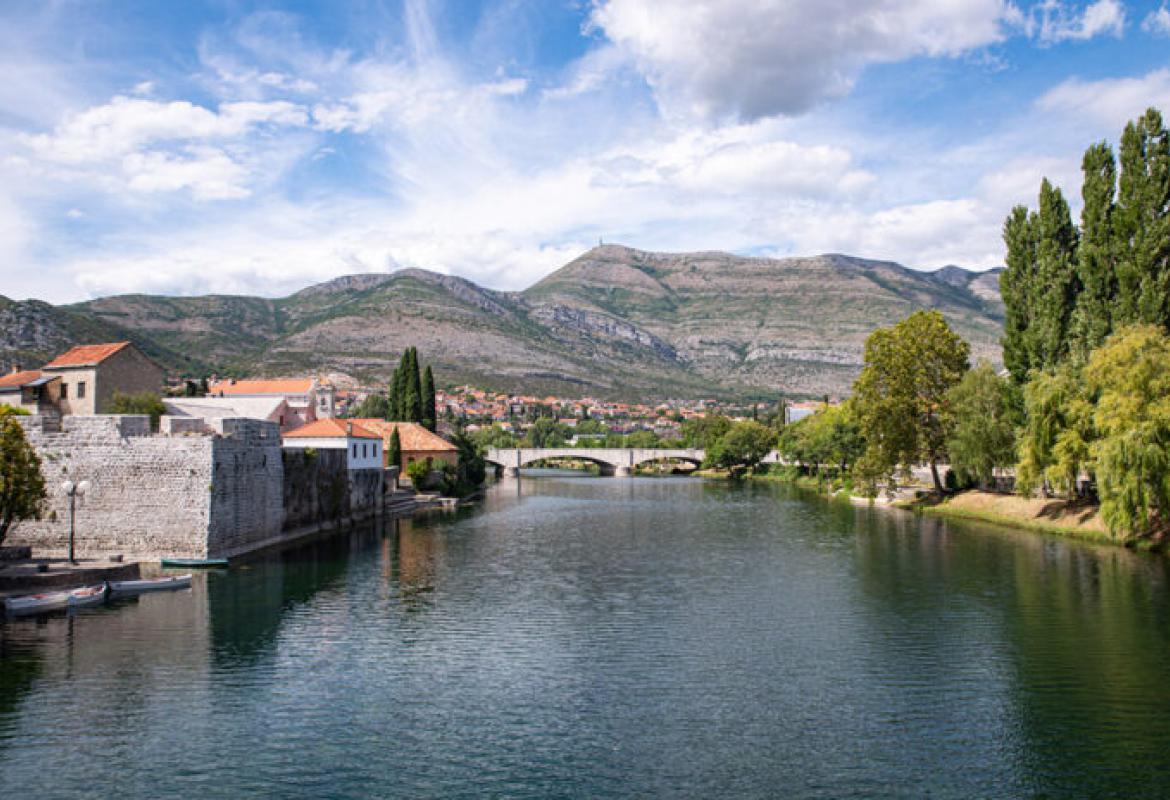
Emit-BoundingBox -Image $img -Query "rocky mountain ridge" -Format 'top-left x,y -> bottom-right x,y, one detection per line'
1,245 -> 1004,400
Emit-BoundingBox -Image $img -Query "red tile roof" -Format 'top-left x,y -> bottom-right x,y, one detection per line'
44,342 -> 131,368
284,418 -> 380,439
0,369 -> 43,389
210,379 -> 315,396
350,420 -> 458,452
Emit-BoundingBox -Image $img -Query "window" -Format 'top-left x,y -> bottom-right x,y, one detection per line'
77,381 -> 86,399
362,443 -> 368,458
61,383 -> 68,399
352,444 -> 357,459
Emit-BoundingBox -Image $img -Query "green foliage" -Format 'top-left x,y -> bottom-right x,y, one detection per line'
523,418 -> 567,448
404,459 -> 430,489
0,404 -> 30,416
705,420 -> 775,476
1083,325 -> 1170,536
624,430 -> 660,448
471,424 -> 517,449
109,391 -> 167,430
437,432 -> 486,497
1015,363 -> 1094,498
1072,141 -> 1119,359
575,418 -> 606,435
852,310 -> 971,493
945,362 -> 1022,488
1114,109 -> 1170,327
0,408 -> 46,545
387,428 -> 402,470
681,414 -> 732,449
422,366 -> 436,432
777,402 -> 864,479
351,393 -> 390,420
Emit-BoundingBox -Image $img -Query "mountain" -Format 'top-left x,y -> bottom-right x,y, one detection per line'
0,245 -> 1004,400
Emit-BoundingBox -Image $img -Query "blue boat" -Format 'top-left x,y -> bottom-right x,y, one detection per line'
160,558 -> 229,569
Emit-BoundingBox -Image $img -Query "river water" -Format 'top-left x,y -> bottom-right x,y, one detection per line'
3,475 -> 1170,798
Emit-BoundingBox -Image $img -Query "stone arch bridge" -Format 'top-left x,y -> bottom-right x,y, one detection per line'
485,447 -> 781,477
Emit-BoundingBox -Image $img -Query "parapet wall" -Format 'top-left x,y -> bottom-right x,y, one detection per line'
282,448 -> 384,533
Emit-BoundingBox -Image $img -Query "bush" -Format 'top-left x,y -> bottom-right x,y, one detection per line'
405,460 -> 430,489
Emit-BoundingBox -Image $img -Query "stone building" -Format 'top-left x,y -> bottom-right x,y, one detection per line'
0,367 -> 61,415
350,419 -> 458,470
41,342 -> 165,416
282,418 -> 384,470
10,413 -> 388,560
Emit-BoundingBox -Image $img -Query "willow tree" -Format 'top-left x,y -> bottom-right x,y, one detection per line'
1084,325 -> 1170,537
853,310 -> 970,493
0,409 -> 46,545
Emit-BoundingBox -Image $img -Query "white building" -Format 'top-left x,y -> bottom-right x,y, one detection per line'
207,378 -> 336,430
282,418 -> 383,470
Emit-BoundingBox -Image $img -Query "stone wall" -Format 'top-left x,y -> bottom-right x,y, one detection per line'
11,414 -> 285,559
281,448 -> 384,533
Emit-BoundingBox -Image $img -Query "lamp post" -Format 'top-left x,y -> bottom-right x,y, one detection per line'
61,479 -> 91,565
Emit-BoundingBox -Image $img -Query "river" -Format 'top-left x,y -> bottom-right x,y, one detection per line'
3,474 -> 1170,798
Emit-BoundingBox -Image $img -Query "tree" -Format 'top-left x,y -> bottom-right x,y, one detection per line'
471,424 -> 518,449
388,364 -> 403,421
1083,325 -> 1170,536
705,420 -> 775,476
351,393 -> 389,420
945,362 -> 1021,488
0,408 -> 46,545
852,310 -> 970,493
624,430 -> 660,448
778,402 -> 864,480
422,366 -> 436,432
1072,142 -> 1119,359
524,418 -> 566,448
1034,179 -> 1081,368
1001,204 -> 1040,383
387,427 -> 402,470
110,391 -> 167,430
1114,108 -> 1170,328
681,414 -> 732,449
1015,363 -> 1094,498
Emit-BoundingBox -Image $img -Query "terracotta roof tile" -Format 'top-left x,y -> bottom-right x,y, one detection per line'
43,342 -> 131,368
350,420 -> 457,452
209,379 -> 315,396
284,418 -> 380,439
0,369 -> 43,389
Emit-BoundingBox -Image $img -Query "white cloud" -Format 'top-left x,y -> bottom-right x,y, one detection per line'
122,147 -> 252,200
23,96 -> 308,162
1017,0 -> 1126,43
590,0 -> 1012,120
1035,68 -> 1170,128
1143,4 -> 1170,35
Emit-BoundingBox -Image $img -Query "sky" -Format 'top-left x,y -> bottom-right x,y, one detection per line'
2,0 -> 1170,303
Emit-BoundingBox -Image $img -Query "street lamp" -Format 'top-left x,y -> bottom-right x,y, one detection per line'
61,479 -> 91,565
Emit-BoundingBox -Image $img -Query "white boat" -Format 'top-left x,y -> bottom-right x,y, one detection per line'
4,589 -> 72,616
108,574 -> 192,596
67,584 -> 108,609
3,584 -> 107,615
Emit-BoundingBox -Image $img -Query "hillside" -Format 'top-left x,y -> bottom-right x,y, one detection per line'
1,245 -> 1004,400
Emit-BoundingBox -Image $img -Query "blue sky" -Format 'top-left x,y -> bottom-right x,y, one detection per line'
2,0 -> 1169,303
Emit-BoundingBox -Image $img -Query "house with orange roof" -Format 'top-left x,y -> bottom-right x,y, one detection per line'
0,366 -> 61,415
282,418 -> 383,470
41,341 -> 164,416
350,419 -> 459,471
208,377 -> 336,428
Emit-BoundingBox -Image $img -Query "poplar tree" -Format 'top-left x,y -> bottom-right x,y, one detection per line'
422,365 -> 436,432
1072,142 -> 1119,359
1033,179 -> 1081,369
1001,205 -> 1039,383
1114,108 -> 1170,327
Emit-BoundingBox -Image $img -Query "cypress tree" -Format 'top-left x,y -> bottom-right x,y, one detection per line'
387,427 -> 402,471
1072,141 -> 1119,359
404,348 -> 422,423
388,364 -> 403,421
1114,108 -> 1170,327
1001,205 -> 1039,383
422,365 -> 436,432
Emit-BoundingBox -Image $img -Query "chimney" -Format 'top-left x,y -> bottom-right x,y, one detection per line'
9,363 -> 22,375
346,422 -> 353,436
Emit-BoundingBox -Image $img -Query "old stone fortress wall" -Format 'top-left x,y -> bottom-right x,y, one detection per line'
12,413 -> 387,560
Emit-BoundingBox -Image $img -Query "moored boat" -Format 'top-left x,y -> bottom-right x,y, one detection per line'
160,558 -> 229,569
67,584 -> 109,609
4,589 -> 72,616
108,574 -> 192,596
